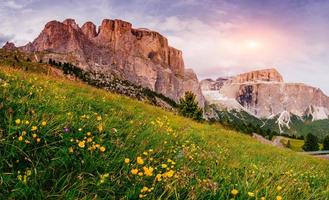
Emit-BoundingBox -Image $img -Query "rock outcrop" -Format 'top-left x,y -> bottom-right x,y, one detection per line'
17,18 -> 204,106
230,68 -> 283,83
2,42 -> 16,50
201,68 -> 329,120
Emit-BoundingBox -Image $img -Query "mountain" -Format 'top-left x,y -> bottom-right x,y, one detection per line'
202,68 -> 329,138
4,18 -> 204,107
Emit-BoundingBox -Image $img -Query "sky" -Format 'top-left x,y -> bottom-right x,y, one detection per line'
1,0 -> 329,94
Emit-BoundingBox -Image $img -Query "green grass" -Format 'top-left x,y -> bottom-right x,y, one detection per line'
280,137 -> 305,152
280,137 -> 324,152
0,65 -> 329,199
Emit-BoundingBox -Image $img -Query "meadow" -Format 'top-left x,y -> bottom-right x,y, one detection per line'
0,65 -> 329,199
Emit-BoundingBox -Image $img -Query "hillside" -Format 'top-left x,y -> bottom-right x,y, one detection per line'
0,63 -> 329,199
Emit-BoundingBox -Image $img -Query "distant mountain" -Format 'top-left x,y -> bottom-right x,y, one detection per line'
202,68 -> 329,139
3,18 -> 204,107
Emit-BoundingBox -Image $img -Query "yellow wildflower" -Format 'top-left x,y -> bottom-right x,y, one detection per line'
97,116 -> 102,121
143,166 -> 154,176
137,157 -> 144,165
143,151 -> 148,156
131,168 -> 138,175
15,119 -> 21,125
276,196 -> 282,200
138,172 -> 144,176
22,131 -> 27,136
31,126 -> 37,131
161,164 -> 167,168
261,197 -> 266,200
98,124 -> 104,132
231,189 -> 239,196
86,138 -> 92,143
25,120 -> 30,125
69,147 -> 74,153
124,158 -> 130,164
25,140 -> 30,144
155,174 -> 162,181
140,186 -> 149,193
18,136 -> 23,141
41,121 -> 47,126
36,138 -> 41,143
248,192 -> 255,197
100,146 -> 106,152
89,145 -> 97,151
32,134 -> 37,138
78,141 -> 85,148
139,194 -> 146,198
26,170 -> 32,176
86,132 -> 91,136
165,170 -> 174,178
276,186 -> 282,191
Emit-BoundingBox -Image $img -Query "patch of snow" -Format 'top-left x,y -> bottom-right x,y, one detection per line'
305,105 -> 329,121
276,111 -> 291,133
202,90 -> 258,117
267,114 -> 276,119
34,53 -> 38,61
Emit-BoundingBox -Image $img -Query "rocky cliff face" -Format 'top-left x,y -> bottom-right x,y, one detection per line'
3,42 -> 16,50
19,18 -> 204,106
201,68 -> 329,120
230,68 -> 283,83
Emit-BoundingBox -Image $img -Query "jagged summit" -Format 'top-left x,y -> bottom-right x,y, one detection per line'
2,41 -> 16,50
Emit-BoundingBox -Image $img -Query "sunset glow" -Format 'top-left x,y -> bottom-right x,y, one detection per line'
245,40 -> 261,49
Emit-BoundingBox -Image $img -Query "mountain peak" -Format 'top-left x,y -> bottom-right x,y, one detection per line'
2,41 -> 16,50
63,18 -> 79,30
232,68 -> 283,83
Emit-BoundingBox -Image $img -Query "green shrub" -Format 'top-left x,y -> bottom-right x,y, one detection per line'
178,91 -> 203,121
323,135 -> 329,150
302,133 -> 319,151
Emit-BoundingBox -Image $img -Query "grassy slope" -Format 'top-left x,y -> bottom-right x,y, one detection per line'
279,137 -> 305,152
0,66 -> 329,200
279,137 -> 323,152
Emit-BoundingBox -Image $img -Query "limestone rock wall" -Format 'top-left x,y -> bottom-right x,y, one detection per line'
18,18 -> 204,107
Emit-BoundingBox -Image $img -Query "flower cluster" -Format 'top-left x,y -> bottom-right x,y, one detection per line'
124,148 -> 178,198
14,118 -> 47,144
17,169 -> 32,184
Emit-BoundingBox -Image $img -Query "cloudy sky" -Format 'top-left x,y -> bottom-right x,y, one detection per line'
1,0 -> 329,94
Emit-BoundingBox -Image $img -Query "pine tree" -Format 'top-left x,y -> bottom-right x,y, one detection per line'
302,133 -> 319,151
178,91 -> 203,121
323,135 -> 329,150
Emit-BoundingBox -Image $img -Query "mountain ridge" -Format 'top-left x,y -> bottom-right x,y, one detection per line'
3,18 -> 205,107
202,68 -> 329,137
